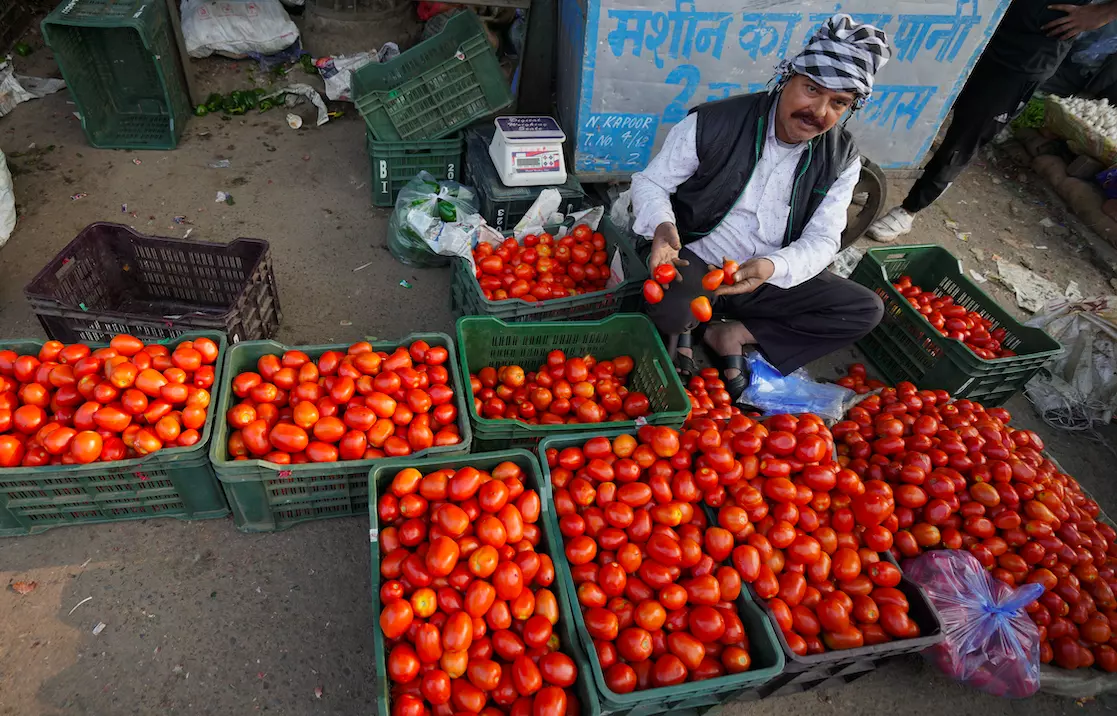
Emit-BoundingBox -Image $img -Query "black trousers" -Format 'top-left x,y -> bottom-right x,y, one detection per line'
645,248 -> 883,375
1044,52 -> 1117,105
903,55 -> 1040,213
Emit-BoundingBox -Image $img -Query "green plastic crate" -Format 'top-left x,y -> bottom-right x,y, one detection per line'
368,132 -> 464,207
369,450 -> 602,716
451,217 -> 649,322
209,333 -> 472,532
537,430 -> 786,716
0,331 -> 229,537
457,314 -> 689,451
851,245 -> 1063,406
42,0 -> 191,150
352,10 -> 513,141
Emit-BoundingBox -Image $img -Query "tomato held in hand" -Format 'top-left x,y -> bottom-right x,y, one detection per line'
702,269 -> 725,291
653,264 -> 677,285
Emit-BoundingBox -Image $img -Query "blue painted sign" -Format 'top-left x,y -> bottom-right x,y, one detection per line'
558,0 -> 1012,180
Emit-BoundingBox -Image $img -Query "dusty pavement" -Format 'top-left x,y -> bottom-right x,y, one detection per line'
3,43 -> 1117,716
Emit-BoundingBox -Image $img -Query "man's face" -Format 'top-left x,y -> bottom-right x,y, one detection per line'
775,74 -> 856,143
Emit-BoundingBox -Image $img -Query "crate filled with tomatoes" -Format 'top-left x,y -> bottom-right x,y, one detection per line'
450,219 -> 648,323
0,332 -> 229,536
831,367 -> 1117,681
209,333 -> 471,532
369,450 -> 600,716
456,314 -> 689,451
850,244 -> 1061,406
539,428 -> 786,716
675,411 -> 942,696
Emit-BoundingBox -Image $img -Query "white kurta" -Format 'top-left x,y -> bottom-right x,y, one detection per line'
630,110 -> 861,289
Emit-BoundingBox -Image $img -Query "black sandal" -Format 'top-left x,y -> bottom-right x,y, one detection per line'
674,333 -> 700,379
722,354 -> 750,402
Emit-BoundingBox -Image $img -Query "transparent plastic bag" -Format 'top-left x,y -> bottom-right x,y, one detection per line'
388,171 -> 480,268
737,352 -> 854,421
905,550 -> 1044,699
0,149 -> 14,246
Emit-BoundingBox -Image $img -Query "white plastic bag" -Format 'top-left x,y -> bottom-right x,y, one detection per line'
1024,295 -> 1117,429
0,149 -> 16,246
609,188 -> 634,233
316,44 -> 400,102
0,60 -> 66,119
181,0 -> 299,59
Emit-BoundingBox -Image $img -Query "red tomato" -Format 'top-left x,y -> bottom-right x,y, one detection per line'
690,296 -> 713,323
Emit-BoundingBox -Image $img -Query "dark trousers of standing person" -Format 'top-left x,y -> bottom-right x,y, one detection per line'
645,248 -> 884,375
902,54 -> 1040,213
1044,52 -> 1117,104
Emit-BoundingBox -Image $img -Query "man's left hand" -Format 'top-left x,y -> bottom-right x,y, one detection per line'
715,258 -> 774,296
1044,3 -> 1116,40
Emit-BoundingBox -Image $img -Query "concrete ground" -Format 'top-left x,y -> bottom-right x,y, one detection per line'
3,38 -> 1117,716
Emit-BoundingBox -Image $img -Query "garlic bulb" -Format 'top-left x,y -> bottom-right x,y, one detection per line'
1053,94 -> 1117,144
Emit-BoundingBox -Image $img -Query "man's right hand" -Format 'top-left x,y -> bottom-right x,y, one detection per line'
650,222 -> 688,272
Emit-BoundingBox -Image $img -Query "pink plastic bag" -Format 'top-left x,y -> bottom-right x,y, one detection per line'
905,550 -> 1044,699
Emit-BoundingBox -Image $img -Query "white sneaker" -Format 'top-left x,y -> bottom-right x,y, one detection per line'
866,206 -> 914,243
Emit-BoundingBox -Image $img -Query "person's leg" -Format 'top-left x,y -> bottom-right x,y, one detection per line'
723,272 -> 884,375
868,59 -> 1038,242
1043,57 -> 1092,97
1085,53 -> 1117,103
702,320 -> 756,398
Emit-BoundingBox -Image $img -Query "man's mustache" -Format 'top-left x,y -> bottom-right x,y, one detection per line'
791,110 -> 825,129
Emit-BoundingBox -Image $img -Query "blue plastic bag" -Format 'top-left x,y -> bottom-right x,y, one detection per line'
905,550 -> 1044,699
738,352 -> 854,421
1097,167 -> 1117,200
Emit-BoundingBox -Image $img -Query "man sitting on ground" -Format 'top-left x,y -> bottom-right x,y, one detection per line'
632,14 -> 891,399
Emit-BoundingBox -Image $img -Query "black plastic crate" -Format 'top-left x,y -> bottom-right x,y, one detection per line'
748,571 -> 943,698
0,3 -> 30,54
464,126 -> 586,231
25,222 -> 281,344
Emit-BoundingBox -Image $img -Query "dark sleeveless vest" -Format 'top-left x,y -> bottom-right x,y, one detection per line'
670,92 -> 858,247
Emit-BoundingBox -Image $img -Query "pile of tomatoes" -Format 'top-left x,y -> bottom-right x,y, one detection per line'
830,367 -> 1117,672
833,363 -> 890,395
469,350 -> 651,426
225,340 -> 461,463
694,412 -> 925,655
891,276 -> 1016,359
472,224 -> 612,303
683,368 -> 740,426
546,427 -> 757,694
0,334 -> 219,467
377,461 -> 582,716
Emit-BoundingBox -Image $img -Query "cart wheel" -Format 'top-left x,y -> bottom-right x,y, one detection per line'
840,157 -> 887,250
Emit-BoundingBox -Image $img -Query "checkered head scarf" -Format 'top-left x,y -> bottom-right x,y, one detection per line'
775,14 -> 890,108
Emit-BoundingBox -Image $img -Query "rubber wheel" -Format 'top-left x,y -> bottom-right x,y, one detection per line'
840,157 -> 887,249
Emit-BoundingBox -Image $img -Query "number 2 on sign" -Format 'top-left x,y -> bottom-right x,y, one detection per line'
663,65 -> 701,124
